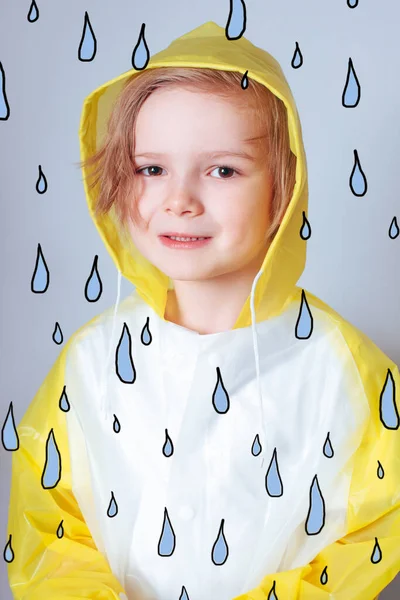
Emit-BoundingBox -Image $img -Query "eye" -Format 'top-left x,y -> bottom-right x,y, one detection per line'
210,166 -> 238,179
135,165 -> 165,177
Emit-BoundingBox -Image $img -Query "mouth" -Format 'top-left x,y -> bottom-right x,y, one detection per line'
159,235 -> 213,249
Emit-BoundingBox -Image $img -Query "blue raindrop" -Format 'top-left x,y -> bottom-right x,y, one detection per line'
349,149 -> 367,196
116,323 -> 136,384
1,402 -> 19,451
251,434 -> 262,457
342,58 -> 361,107
305,475 -> 325,535
31,243 -> 50,293
132,23 -> 150,70
59,387 -> 70,412
41,429 -> 62,489
158,508 -> 176,556
52,322 -> 63,345
56,520 -> 64,538
379,369 -> 399,429
27,0 -> 39,22
85,255 -> 103,302
78,11 -> 97,61
240,70 -> 248,90
162,429 -> 174,457
113,414 -> 121,433
36,165 -> 47,194
320,565 -> 328,585
347,0 -> 359,7
291,42 -> 303,69
265,448 -> 283,497
377,460 -> 384,479
107,491 -> 118,518
295,290 -> 313,339
267,581 -> 278,599
389,217 -> 399,239
371,537 -> 382,564
322,432 -> 334,458
225,0 -> 246,40
212,367 -> 230,414
141,317 -> 152,345
3,535 -> 14,563
179,586 -> 190,600
0,62 -> 10,120
300,211 -> 311,240
211,519 -> 229,565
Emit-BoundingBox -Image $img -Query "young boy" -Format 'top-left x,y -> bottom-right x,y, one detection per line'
6,20 -> 399,600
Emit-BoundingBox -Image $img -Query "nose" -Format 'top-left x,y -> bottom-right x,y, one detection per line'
163,179 -> 203,216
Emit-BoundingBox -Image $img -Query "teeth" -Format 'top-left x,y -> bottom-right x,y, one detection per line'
168,236 -> 206,241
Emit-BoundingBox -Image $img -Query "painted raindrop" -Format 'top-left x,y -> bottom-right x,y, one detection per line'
389,217 -> 399,239
251,434 -> 262,457
212,367 -> 230,414
132,23 -> 150,70
179,586 -> 189,600
162,429 -> 174,457
300,211 -> 311,240
27,0 -> 39,22
0,62 -> 10,120
1,402 -> 19,451
305,475 -> 325,535
320,565 -> 328,585
347,0 -> 359,9
349,149 -> 367,196
56,520 -> 64,538
342,58 -> 361,107
41,429 -> 62,489
31,243 -> 50,293
116,323 -> 136,383
295,289 -> 313,339
113,414 -> 121,433
211,519 -> 229,565
240,70 -> 248,90
291,42 -> 303,69
59,386 -> 70,412
267,581 -> 278,600
84,255 -> 102,302
225,0 -> 246,40
377,460 -> 384,479
78,11 -> 97,61
379,369 -> 399,429
322,432 -> 334,458
107,491 -> 118,518
371,537 -> 382,564
36,165 -> 47,194
158,508 -> 176,556
52,322 -> 63,345
3,535 -> 14,563
141,317 -> 152,345
265,448 -> 283,497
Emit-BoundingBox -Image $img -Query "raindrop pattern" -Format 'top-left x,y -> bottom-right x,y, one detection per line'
342,58 -> 361,107
349,149 -> 367,196
225,0 -> 246,40
162,429 -> 174,457
377,460 -> 384,480
265,448 -> 283,497
211,519 -> 229,566
291,42 -> 303,69
85,255 -> 103,302
322,432 -> 334,458
31,243 -> 50,293
251,434 -> 262,457
59,386 -> 70,412
35,165 -> 48,193
0,62 -> 10,120
379,369 -> 399,430
113,414 -> 121,433
132,23 -> 150,70
41,429 -> 62,489
1,402 -> 19,451
371,537 -> 382,564
305,475 -> 326,535
240,70 -> 248,90
347,0 -> 359,7
300,211 -> 311,240
267,581 -> 278,599
78,12 -> 97,61
56,520 -> 64,539
27,0 -> 39,22
212,367 -> 230,414
116,323 -> 136,384
320,565 -> 328,585
158,508 -> 176,556
295,290 -> 314,339
107,491 -> 118,518
141,317 -> 152,345
52,322 -> 64,345
388,217 -> 399,239
179,586 -> 190,600
3,535 -> 14,563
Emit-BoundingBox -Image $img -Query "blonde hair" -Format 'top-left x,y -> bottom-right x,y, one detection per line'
78,67 -> 296,244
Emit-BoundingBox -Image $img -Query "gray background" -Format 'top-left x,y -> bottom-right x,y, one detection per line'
1,0 -> 399,597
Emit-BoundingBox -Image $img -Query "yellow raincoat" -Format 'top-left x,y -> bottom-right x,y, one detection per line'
6,20 -> 400,600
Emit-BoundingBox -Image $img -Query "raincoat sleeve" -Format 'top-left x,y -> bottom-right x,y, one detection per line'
234,360 -> 400,600
6,342 -> 127,600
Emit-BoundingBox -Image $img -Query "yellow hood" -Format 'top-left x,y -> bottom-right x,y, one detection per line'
79,20 -> 308,327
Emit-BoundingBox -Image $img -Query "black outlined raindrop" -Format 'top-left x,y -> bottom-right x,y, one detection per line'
27,0 -> 39,22
179,586 -> 190,600
322,432 -> 334,458
107,491 -> 118,517
3,535 -> 14,563
291,42 -> 303,69
78,12 -> 97,61
36,165 -> 47,194
295,290 -> 313,339
225,0 -> 246,40
52,322 -> 63,345
305,475 -> 326,535
379,369 -> 398,429
377,460 -> 384,479
347,0 -> 359,7
85,255 -> 103,302
251,434 -> 262,456
115,323 -> 136,383
31,243 -> 50,293
1,402 -> 19,451
265,448 -> 283,497
162,429 -> 174,457
389,217 -> 399,239
158,508 -> 176,556
371,537 -> 382,564
300,211 -> 311,240
267,581 -> 278,599
113,414 -> 121,433
320,565 -> 328,585
132,23 -> 150,70
56,520 -> 64,538
0,62 -> 10,120
211,519 -> 229,565
141,317 -> 152,345
212,367 -> 230,414
41,429 -> 62,489
241,70 -> 248,90
59,386 -> 70,412
349,150 -> 367,196
342,58 -> 361,107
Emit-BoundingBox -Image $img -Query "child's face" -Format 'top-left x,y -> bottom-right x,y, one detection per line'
127,87 -> 273,285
